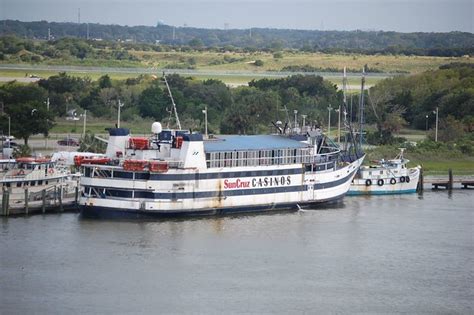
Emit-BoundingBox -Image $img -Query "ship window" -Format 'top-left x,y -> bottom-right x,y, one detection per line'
16,182 -> 22,187
31,181 -> 36,186
38,180 -> 43,185
6,183 -> 10,188
45,181 -> 48,185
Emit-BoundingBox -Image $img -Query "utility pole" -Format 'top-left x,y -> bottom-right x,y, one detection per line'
301,115 -> 307,132
202,106 -> 208,139
293,110 -> 298,133
117,100 -> 124,128
83,110 -> 87,137
327,105 -> 332,138
434,107 -> 439,142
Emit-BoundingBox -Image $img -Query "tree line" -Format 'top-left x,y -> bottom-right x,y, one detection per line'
0,63 -> 472,148
1,20 -> 473,57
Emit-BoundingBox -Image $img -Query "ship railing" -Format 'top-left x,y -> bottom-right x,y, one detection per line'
205,148 -> 343,169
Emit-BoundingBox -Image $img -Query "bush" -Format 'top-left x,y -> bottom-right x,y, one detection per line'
273,52 -> 283,59
13,145 -> 32,158
254,59 -> 264,67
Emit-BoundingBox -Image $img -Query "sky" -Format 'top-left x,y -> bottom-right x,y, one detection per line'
1,0 -> 472,33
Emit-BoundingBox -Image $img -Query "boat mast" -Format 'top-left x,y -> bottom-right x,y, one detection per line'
358,67 -> 366,148
163,73 -> 182,130
342,67 -> 359,158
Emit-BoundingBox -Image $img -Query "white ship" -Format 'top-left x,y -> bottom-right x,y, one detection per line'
348,149 -> 420,195
79,124 -> 365,218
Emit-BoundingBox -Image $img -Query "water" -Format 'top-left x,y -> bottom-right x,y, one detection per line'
1,190 -> 473,314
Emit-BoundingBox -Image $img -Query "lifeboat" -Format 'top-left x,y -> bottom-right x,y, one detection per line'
123,160 -> 148,171
129,137 -> 149,150
74,156 -> 111,166
16,157 -> 51,163
149,161 -> 169,173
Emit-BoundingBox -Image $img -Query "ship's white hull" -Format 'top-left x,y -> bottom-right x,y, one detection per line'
80,157 -> 364,217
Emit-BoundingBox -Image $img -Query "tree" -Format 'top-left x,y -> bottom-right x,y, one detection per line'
0,83 -> 54,145
98,74 -> 112,89
7,102 -> 55,145
138,83 -> 170,120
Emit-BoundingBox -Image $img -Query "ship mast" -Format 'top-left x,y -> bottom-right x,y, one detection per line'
163,73 -> 182,130
358,67 -> 366,147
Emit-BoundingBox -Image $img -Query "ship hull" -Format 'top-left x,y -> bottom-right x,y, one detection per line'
80,157 -> 364,218
80,195 -> 344,219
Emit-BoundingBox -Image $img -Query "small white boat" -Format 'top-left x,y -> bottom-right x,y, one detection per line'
348,148 -> 420,195
0,157 -> 80,214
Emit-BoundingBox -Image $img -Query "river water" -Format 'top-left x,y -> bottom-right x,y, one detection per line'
1,190 -> 473,314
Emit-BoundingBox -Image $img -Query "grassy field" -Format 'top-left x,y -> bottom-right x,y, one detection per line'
129,50 -> 471,74
1,50 -> 471,86
49,118 -> 157,135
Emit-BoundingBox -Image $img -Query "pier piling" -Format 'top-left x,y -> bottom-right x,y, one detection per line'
1,187 -> 9,216
448,169 -> 453,190
59,185 -> 63,212
24,188 -> 29,215
42,189 -> 46,214
75,186 -> 79,205
417,167 -> 424,193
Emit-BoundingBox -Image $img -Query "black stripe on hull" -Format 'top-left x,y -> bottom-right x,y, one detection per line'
80,195 -> 344,219
82,169 -> 357,200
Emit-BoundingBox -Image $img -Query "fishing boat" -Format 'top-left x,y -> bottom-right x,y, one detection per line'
348,148 -> 420,195
0,157 -> 80,214
79,124 -> 365,218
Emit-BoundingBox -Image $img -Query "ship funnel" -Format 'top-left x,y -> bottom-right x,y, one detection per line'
105,128 -> 130,158
152,122 -> 162,134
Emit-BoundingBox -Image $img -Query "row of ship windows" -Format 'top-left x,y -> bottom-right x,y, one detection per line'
205,149 -> 314,168
2,179 -> 60,188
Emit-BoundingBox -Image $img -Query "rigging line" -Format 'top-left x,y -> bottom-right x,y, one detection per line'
366,88 -> 380,121
162,73 -> 182,130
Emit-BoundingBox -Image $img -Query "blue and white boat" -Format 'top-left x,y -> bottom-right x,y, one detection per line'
348,148 -> 420,195
79,123 -> 365,218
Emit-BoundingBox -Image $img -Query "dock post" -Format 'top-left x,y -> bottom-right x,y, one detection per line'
54,185 -> 57,206
59,184 -> 63,212
417,167 -> 424,193
75,186 -> 79,206
42,189 -> 46,214
24,188 -> 29,215
448,169 -> 453,190
1,187 -> 9,217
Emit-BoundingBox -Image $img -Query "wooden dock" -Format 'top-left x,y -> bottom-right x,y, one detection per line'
1,185 -> 80,217
420,169 -> 474,190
